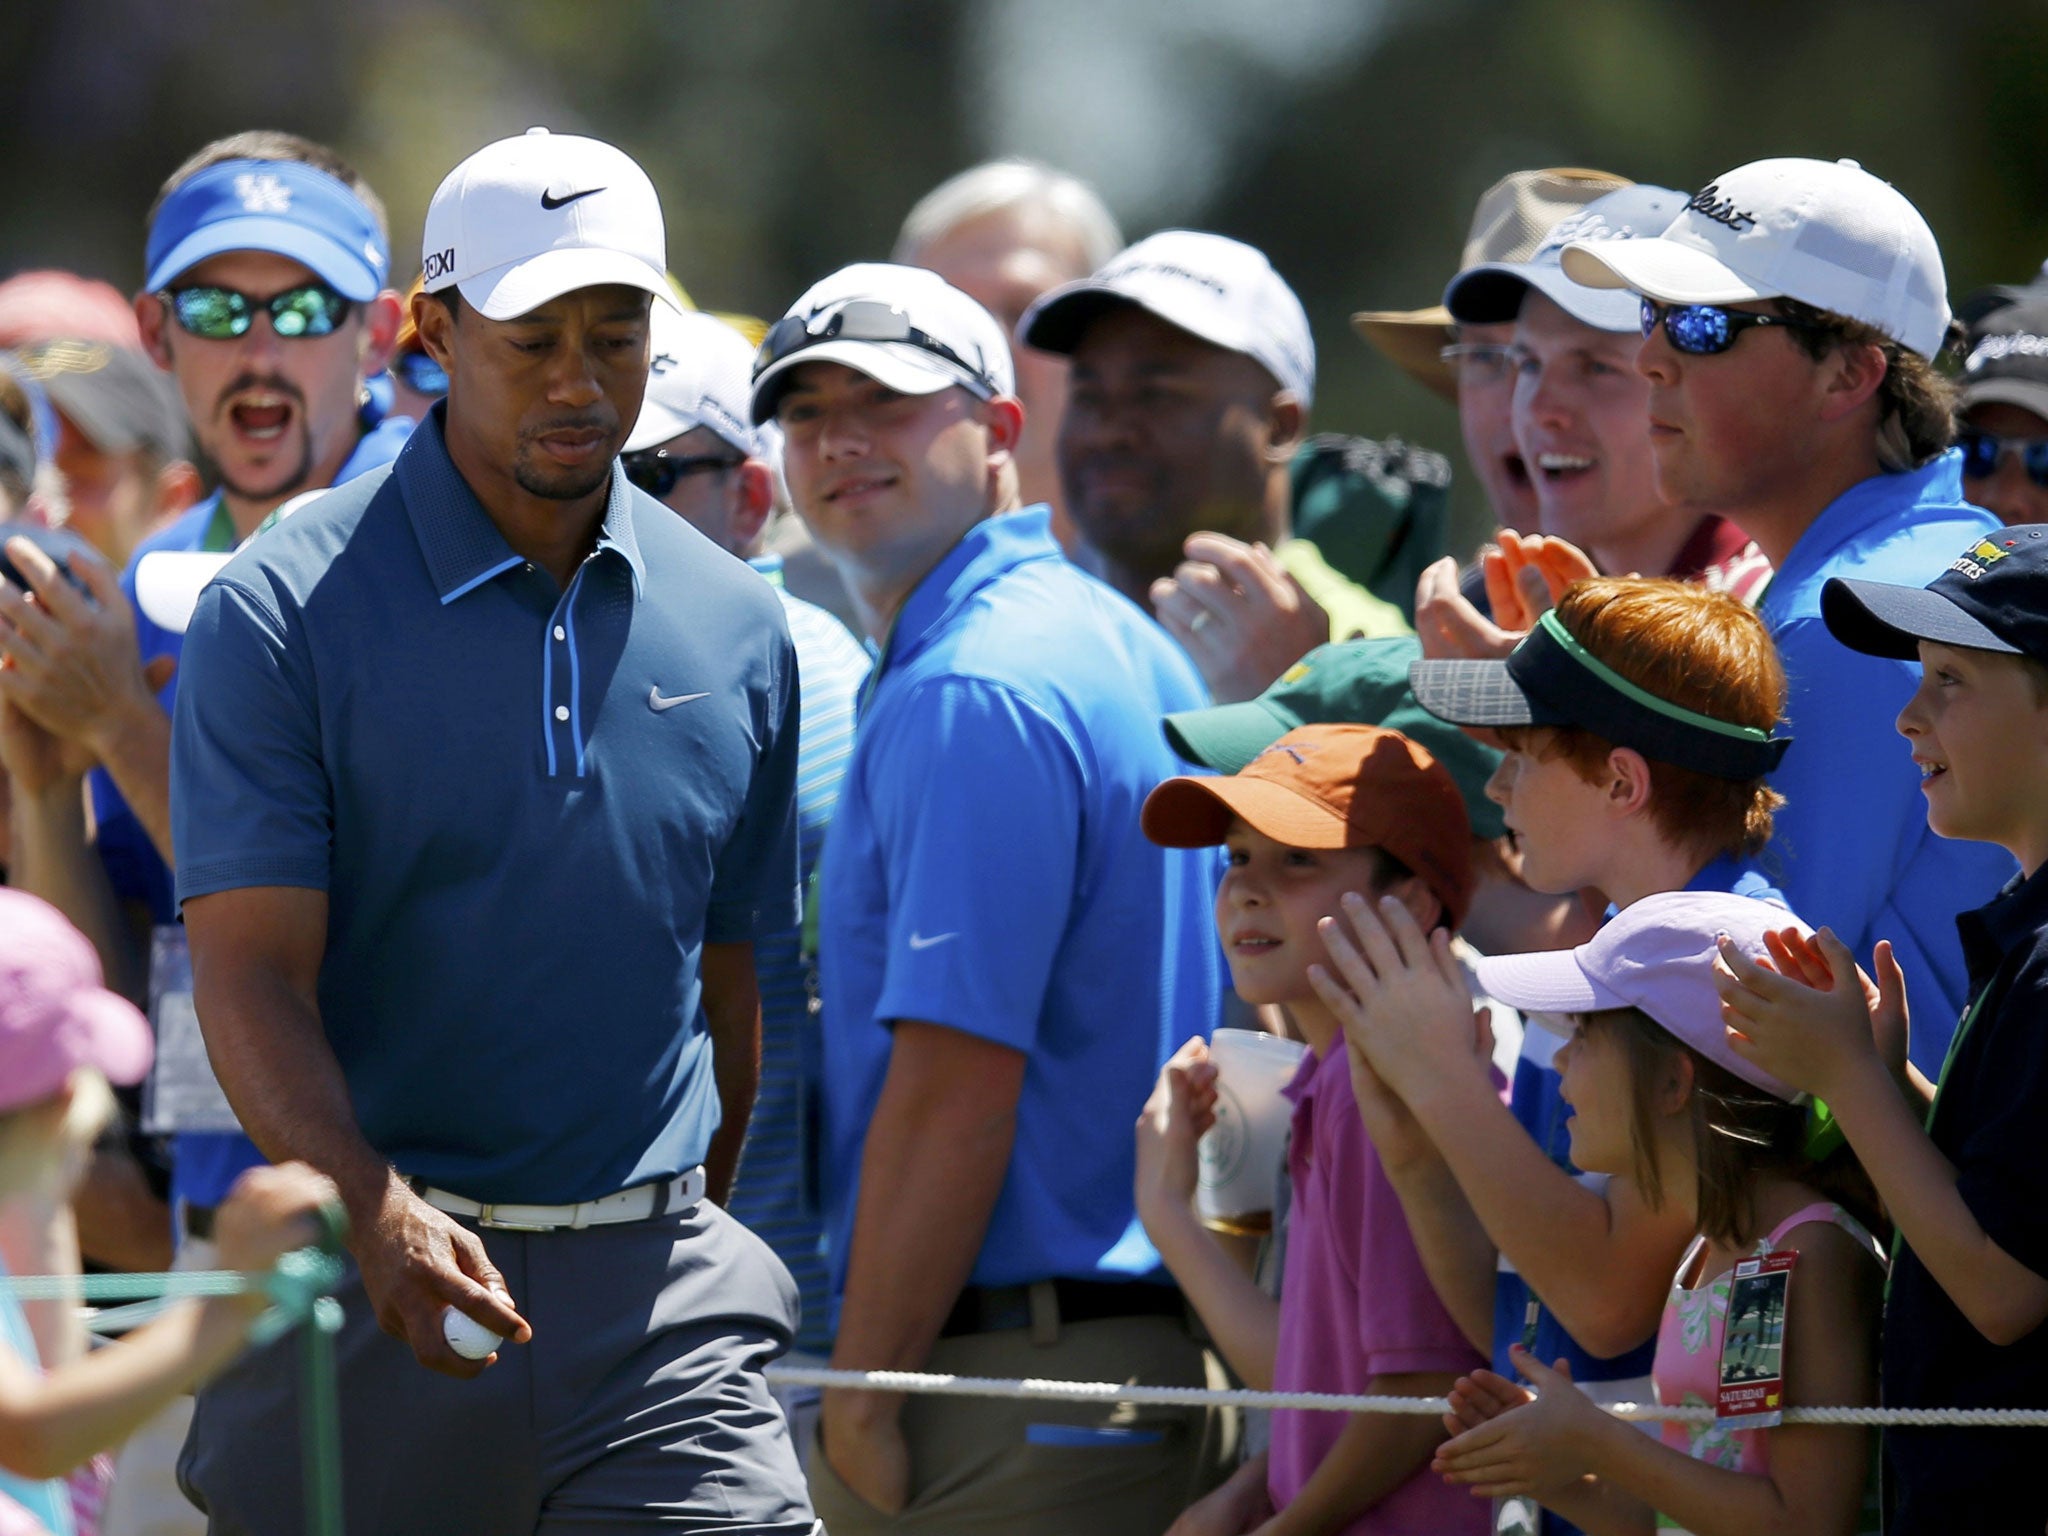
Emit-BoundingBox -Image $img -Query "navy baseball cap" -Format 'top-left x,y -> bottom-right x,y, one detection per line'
1824,527 -> 2048,663
144,159 -> 389,302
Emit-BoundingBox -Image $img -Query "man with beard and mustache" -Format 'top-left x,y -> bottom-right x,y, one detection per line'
0,129 -> 408,1536
167,127 -> 816,1535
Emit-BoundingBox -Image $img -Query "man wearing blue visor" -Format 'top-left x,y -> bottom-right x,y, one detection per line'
0,132 -> 408,1536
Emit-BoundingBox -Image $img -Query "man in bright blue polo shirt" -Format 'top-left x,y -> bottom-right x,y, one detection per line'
1565,155 -> 2016,1072
169,129 -> 816,1534
621,304 -> 872,1463
0,129 -> 409,1536
751,262 -> 1229,1535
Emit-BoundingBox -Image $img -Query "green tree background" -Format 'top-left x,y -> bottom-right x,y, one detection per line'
9,0 -> 2045,546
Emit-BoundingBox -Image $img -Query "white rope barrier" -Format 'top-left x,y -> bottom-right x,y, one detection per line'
764,1365 -> 2048,1427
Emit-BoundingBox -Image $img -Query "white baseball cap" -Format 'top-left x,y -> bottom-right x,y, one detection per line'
1019,230 -> 1316,408
421,128 -> 679,322
624,308 -> 758,456
1444,185 -> 1689,334
748,262 -> 1015,426
1560,157 -> 1951,359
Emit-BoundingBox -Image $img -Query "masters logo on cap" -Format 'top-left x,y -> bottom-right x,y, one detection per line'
421,128 -> 679,322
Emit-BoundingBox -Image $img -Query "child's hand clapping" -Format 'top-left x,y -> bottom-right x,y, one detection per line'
1309,893 -> 1484,1104
1434,1345 -> 1600,1500
1715,925 -> 1907,1101
1134,1037 -> 1219,1224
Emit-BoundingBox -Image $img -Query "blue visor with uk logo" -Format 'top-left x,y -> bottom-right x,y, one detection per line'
145,157 -> 390,301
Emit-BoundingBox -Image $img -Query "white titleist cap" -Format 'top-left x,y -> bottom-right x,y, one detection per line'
1020,230 -> 1316,408
1561,157 -> 1951,358
625,308 -> 758,456
749,262 -> 1015,426
421,127 -> 679,322
1444,185 -> 1689,334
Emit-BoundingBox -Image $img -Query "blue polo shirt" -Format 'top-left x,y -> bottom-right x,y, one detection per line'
93,409 -> 415,1215
818,507 -> 1220,1304
170,408 -> 800,1204
1758,452 -> 2016,1073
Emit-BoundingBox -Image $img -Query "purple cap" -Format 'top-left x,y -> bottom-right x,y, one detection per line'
1471,890 -> 1803,1101
0,889 -> 153,1113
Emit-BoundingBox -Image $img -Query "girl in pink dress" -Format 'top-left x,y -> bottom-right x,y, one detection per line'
1428,892 -> 1886,1536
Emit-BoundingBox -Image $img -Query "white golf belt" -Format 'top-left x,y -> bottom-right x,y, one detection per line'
417,1166 -> 705,1232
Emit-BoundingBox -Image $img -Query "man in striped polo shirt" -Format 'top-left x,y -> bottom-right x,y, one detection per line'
621,305 -> 871,1459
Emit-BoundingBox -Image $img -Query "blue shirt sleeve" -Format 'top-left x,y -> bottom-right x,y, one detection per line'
866,676 -> 1083,1052
1766,616 -> 1925,949
172,581 -> 333,903
704,622 -> 802,944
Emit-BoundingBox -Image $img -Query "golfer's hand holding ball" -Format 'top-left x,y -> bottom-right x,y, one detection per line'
442,1305 -> 507,1361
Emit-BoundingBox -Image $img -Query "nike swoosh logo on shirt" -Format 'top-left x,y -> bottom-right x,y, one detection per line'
648,688 -> 710,712
540,186 -> 605,210
908,932 -> 960,951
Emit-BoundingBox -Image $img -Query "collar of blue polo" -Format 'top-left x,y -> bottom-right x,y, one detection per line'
882,504 -> 1061,668
398,405 -> 645,604
1509,611 -> 1792,780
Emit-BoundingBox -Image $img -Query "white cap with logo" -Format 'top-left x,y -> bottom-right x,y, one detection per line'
749,262 -> 1015,426
1019,230 -> 1316,408
1560,157 -> 1951,359
421,127 -> 680,322
624,308 -> 759,456
1443,185 -> 1689,334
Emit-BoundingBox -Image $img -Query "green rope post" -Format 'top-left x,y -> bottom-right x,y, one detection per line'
1,1199 -> 357,1536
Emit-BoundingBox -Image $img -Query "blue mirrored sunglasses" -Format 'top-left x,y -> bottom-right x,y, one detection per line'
1640,299 -> 1814,356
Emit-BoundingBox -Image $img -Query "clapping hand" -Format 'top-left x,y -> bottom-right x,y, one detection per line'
1434,1346 -> 1598,1500
1308,894 -> 1486,1104
1715,925 -> 1904,1101
1151,533 -> 1329,704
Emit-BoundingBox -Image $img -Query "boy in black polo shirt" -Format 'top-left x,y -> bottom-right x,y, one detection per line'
1716,527 -> 2048,1533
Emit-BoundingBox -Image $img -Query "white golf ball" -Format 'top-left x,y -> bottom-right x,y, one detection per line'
441,1306 -> 505,1361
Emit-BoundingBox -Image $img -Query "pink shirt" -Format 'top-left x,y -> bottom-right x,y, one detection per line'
1270,1044 -> 1488,1535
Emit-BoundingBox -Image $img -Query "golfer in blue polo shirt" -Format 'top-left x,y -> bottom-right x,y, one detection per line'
751,262 -> 1228,1536
170,129 -> 816,1534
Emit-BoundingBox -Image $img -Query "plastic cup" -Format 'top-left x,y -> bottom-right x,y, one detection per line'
1196,1028 -> 1309,1235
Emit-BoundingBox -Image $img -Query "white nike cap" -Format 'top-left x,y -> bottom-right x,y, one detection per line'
624,308 -> 759,456
749,262 -> 1015,426
1560,157 -> 1951,359
1444,184 -> 1689,334
1020,230 -> 1316,408
134,489 -> 325,634
421,127 -> 680,322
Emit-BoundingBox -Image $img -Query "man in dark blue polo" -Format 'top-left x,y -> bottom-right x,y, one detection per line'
751,263 -> 1229,1535
169,128 -> 817,1535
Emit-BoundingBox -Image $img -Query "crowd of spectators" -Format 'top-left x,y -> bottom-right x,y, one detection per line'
0,125 -> 2046,1536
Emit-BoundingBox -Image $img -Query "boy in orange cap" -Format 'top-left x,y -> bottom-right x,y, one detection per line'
1136,724 -> 1487,1536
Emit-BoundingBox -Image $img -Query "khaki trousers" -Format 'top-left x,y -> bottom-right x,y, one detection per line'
808,1307 -> 1236,1536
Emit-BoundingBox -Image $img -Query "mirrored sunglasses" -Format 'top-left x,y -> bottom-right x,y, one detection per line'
163,284 -> 353,340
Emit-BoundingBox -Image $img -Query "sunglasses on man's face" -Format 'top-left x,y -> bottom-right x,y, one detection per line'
622,447 -> 744,498
1959,429 -> 2048,488
162,283 -> 353,341
1640,299 -> 1814,356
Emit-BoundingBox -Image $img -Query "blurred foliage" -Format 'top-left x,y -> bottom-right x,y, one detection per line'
5,0 -> 2046,549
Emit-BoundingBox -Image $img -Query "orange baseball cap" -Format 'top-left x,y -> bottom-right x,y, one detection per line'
1143,723 -> 1475,926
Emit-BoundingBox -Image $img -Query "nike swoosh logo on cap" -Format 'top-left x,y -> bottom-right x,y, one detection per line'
541,186 -> 605,210
648,688 -> 710,712
908,932 -> 960,951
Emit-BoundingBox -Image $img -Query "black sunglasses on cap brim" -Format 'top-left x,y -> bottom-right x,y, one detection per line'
754,299 -> 995,395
